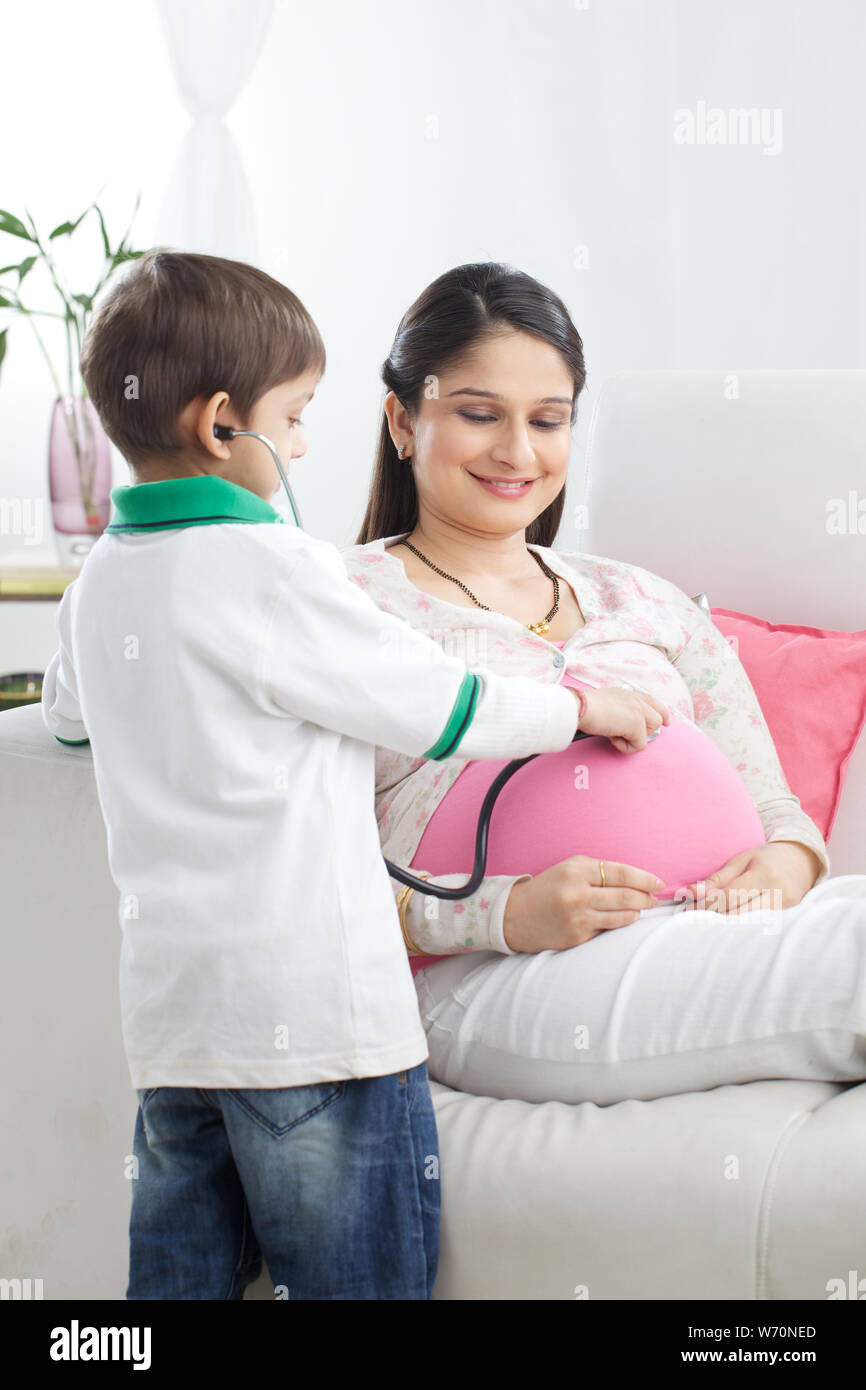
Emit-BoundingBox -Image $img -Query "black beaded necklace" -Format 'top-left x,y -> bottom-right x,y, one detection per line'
399,539 -> 561,636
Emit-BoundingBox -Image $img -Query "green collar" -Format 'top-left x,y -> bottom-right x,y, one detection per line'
106,475 -> 286,533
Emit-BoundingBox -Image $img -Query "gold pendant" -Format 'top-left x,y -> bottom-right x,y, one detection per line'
527,620 -> 549,635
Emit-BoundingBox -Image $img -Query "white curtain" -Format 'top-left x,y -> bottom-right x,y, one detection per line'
154,0 -> 275,260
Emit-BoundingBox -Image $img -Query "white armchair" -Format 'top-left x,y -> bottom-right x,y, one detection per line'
2,370 -> 864,1299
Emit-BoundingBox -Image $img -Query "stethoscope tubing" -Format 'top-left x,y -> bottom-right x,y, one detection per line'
223,428 -> 304,528
384,730 -> 595,899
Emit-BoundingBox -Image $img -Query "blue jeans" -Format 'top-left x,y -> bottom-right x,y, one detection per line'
126,1061 -> 439,1300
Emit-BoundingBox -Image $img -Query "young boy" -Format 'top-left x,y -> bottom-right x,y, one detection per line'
41,248 -> 586,1301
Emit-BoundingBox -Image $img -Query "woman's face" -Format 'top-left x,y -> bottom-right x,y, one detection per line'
389,329 -> 574,537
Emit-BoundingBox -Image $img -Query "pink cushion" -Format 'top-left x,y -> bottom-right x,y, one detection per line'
709,608 -> 866,840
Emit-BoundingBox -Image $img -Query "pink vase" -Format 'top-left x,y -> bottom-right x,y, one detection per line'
48,396 -> 112,567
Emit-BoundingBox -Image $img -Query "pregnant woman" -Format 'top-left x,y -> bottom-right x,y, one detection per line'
342,261 -> 866,1106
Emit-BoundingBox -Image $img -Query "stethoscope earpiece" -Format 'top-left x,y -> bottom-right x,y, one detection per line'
211,423 -> 303,529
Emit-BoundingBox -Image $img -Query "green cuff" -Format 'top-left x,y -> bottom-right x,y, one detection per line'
422,671 -> 481,760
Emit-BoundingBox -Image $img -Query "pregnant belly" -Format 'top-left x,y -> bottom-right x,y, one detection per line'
410,686 -> 765,905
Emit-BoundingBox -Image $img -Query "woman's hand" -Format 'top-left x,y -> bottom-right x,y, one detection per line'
679,841 -> 822,914
502,856 -> 665,953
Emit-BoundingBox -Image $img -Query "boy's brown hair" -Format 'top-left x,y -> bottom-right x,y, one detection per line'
80,248 -> 326,470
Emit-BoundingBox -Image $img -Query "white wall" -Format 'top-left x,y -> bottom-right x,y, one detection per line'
1,0 -> 864,564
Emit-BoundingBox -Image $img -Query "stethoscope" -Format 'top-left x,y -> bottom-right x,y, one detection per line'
213,423 -> 304,528
212,423 -> 608,900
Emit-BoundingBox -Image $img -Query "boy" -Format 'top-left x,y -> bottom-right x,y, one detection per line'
41,248 -> 585,1300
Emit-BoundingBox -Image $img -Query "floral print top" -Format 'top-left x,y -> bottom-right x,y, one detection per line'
339,532 -> 831,959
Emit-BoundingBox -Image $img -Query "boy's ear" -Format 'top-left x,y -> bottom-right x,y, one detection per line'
180,393 -> 232,458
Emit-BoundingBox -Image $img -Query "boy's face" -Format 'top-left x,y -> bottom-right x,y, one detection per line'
160,368 -> 321,502
227,369 -> 320,503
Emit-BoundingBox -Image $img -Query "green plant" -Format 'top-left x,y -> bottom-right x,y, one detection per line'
0,194 -> 143,397
0,196 -> 144,523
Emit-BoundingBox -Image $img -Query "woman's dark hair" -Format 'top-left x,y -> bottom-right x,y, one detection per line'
80,247 -> 326,470
355,262 -> 587,546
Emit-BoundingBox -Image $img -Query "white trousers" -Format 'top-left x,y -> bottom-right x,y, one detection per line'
413,874 -> 866,1105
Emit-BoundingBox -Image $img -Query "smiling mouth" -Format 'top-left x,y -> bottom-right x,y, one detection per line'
469,473 -> 537,490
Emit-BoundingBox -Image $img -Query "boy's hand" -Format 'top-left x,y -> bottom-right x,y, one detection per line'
573,684 -> 670,754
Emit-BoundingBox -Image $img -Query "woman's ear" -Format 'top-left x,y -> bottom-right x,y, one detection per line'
384,390 -> 413,456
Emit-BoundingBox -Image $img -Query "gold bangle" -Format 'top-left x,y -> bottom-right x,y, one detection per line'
396,873 -> 431,955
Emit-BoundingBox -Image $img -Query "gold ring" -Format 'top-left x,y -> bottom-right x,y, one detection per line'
599,860 -> 606,888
